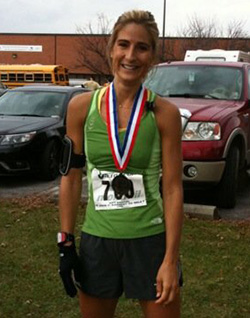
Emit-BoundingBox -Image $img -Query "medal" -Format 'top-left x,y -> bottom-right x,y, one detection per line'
106,82 -> 148,171
112,173 -> 134,199
105,82 -> 147,200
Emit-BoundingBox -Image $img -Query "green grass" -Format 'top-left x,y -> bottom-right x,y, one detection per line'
0,195 -> 249,318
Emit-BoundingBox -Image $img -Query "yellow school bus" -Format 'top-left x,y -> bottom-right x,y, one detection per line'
0,64 -> 69,88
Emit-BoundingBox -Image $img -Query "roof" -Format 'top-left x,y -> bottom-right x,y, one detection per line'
158,61 -> 249,68
8,85 -> 89,93
0,64 -> 67,71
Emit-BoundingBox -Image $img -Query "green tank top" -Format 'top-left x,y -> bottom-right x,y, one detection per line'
82,87 -> 165,238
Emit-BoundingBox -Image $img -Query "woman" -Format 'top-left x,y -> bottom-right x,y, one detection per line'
58,10 -> 183,318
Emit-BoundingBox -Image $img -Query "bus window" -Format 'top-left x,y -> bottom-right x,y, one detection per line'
1,73 -> 8,81
34,73 -> 44,82
9,73 -> 16,82
25,73 -> 34,82
59,74 -> 65,81
17,74 -> 25,82
45,73 -> 52,82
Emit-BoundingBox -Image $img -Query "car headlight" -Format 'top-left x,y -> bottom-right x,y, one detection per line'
0,131 -> 36,145
182,122 -> 221,140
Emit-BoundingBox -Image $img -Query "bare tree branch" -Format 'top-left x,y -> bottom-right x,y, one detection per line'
226,20 -> 249,38
177,14 -> 219,38
177,13 -> 249,38
75,13 -> 112,82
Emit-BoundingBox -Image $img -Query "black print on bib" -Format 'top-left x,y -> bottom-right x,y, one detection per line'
111,174 -> 134,200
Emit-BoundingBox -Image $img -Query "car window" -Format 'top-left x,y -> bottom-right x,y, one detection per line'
0,91 -> 67,117
145,65 -> 243,100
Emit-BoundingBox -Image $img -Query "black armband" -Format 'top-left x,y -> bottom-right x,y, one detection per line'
59,136 -> 85,176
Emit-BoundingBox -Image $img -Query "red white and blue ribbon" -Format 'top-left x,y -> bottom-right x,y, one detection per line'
106,82 -> 147,171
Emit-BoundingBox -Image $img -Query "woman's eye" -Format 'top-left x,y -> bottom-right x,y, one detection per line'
138,45 -> 149,51
118,42 -> 128,48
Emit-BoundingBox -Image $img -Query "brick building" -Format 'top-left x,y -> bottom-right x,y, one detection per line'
0,33 -> 250,84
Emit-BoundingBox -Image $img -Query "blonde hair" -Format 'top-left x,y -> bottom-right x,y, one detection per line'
107,10 -> 159,67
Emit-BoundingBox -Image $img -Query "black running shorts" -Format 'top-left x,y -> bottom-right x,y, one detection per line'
78,231 -> 183,300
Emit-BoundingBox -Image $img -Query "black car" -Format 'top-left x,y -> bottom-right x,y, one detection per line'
0,89 -> 6,97
0,85 -> 88,180
0,82 -> 7,96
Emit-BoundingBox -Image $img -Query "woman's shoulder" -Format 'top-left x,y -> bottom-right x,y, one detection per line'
154,95 -> 181,133
69,91 -> 93,110
154,95 -> 180,117
67,91 -> 94,118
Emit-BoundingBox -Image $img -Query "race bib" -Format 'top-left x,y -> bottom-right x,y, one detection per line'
91,168 -> 147,210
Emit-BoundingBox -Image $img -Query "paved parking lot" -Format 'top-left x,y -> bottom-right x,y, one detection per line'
0,175 -> 61,198
0,173 -> 250,221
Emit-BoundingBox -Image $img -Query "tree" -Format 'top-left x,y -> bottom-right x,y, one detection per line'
177,14 -> 219,38
226,20 -> 249,38
175,14 -> 250,60
177,14 -> 249,38
75,14 -> 112,83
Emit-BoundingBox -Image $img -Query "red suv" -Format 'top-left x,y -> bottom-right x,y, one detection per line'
145,61 -> 250,208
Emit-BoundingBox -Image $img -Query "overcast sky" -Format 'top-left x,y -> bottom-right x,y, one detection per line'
0,0 -> 250,36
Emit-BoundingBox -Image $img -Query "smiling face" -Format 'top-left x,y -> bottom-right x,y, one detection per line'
110,23 -> 154,86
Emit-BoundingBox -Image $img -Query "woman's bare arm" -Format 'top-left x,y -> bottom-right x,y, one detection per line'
154,96 -> 184,305
59,92 -> 92,234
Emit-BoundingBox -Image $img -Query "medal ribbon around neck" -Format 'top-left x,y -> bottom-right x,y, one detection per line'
106,82 -> 147,171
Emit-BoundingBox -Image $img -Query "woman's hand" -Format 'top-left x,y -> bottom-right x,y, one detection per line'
155,261 -> 180,306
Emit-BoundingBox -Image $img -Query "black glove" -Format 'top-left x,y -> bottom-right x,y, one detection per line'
58,243 -> 82,297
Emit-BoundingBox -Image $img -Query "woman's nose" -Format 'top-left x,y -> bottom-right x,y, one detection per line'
126,46 -> 136,60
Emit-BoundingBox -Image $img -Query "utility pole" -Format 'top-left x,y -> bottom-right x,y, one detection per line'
162,0 -> 166,61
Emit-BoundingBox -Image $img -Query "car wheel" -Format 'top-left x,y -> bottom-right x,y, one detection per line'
40,140 -> 60,181
215,145 -> 240,209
